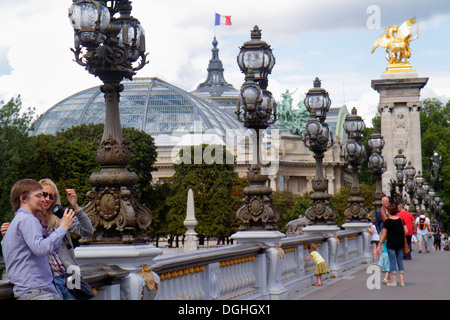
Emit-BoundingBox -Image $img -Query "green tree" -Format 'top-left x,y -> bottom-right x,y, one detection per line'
272,191 -> 311,233
331,184 -> 375,227
0,97 -> 35,222
420,98 -> 449,230
289,194 -> 311,219
165,144 -> 240,245
271,191 -> 298,232
19,123 -> 157,211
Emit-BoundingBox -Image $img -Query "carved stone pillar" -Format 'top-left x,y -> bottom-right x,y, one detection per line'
372,74 -> 428,194
236,165 -> 279,231
81,82 -> 152,245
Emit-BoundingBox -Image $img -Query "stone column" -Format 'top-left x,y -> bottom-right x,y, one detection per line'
371,72 -> 428,194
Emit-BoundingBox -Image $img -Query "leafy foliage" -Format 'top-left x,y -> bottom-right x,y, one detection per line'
420,98 -> 450,230
0,109 -> 157,225
164,145 -> 241,244
0,97 -> 36,221
0,94 -> 448,236
330,184 -> 375,227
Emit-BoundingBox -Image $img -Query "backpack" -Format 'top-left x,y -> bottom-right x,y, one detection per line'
418,216 -> 427,230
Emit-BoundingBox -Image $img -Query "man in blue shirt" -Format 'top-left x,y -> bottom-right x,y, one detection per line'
2,179 -> 75,300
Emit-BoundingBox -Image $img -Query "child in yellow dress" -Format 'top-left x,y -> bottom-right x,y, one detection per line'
304,244 -> 329,286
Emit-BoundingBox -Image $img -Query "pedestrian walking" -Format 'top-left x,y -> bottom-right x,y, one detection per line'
415,210 -> 431,253
378,204 -> 407,287
397,203 -> 415,260
378,241 -> 391,284
368,217 -> 380,262
433,224 -> 442,251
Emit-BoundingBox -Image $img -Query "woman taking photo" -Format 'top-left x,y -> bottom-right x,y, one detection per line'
377,204 -> 407,287
2,179 -> 94,299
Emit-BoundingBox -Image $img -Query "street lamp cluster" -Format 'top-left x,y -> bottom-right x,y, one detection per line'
69,0 -> 147,80
368,128 -> 387,217
235,26 -> 279,231
66,4 -> 444,237
343,107 -> 368,222
388,149 -> 444,221
302,78 -> 336,225
69,0 -> 151,244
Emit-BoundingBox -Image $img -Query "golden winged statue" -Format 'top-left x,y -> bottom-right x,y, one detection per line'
371,17 -> 418,71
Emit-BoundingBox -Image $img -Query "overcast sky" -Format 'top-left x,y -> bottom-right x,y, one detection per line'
1,0 -> 450,125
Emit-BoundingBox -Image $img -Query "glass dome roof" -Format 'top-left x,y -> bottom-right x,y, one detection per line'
32,77 -> 246,146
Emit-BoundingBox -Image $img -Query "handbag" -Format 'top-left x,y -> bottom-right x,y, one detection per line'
67,277 -> 95,300
400,219 -> 410,255
403,237 -> 410,255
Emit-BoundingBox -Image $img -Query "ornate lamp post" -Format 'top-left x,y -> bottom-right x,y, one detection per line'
235,26 -> 278,231
343,107 -> 368,222
237,26 -> 275,91
404,161 -> 416,214
414,171 -> 425,215
368,128 -> 386,218
434,195 -> 442,219
426,187 -> 436,216
69,0 -> 151,244
422,182 -> 431,212
438,200 -> 445,220
393,149 -> 407,205
430,151 -> 442,186
302,78 -> 336,225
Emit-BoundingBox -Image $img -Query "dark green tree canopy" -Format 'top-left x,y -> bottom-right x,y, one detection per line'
0,104 -> 157,224
164,144 -> 241,242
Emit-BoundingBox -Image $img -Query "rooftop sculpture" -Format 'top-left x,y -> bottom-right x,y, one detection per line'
277,90 -> 310,136
371,17 -> 418,73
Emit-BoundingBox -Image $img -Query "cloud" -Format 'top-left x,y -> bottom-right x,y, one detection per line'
0,0 -> 449,121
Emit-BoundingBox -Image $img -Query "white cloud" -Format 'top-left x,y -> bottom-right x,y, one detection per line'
0,0 -> 449,122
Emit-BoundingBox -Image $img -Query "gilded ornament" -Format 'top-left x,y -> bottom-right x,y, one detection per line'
371,17 -> 418,73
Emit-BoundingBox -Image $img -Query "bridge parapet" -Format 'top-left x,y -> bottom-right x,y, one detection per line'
0,229 -> 368,300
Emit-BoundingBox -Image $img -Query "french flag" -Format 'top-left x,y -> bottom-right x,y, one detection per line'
215,13 -> 232,26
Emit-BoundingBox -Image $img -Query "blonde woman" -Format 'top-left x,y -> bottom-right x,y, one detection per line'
39,178 -> 94,299
2,179 -> 94,299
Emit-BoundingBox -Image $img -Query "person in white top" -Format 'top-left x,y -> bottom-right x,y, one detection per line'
415,210 -> 431,253
368,217 -> 380,262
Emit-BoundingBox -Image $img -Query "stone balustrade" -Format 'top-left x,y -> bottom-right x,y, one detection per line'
151,229 -> 367,300
0,229 -> 369,300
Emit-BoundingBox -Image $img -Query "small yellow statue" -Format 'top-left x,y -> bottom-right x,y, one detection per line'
371,17 -> 418,72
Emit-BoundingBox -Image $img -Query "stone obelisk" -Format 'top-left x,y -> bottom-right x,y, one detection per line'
183,189 -> 199,252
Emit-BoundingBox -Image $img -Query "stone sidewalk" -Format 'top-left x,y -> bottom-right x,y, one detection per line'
290,247 -> 449,300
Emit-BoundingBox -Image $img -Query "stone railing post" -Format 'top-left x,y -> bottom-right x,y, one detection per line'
327,235 -> 340,277
231,231 -> 287,300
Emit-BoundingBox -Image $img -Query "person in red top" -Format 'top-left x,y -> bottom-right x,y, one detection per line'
397,203 -> 415,260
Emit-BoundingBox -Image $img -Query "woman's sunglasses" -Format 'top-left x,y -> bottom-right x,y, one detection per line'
42,192 -> 55,200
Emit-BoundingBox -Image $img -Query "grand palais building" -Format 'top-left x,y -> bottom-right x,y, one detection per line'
32,38 -> 351,195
